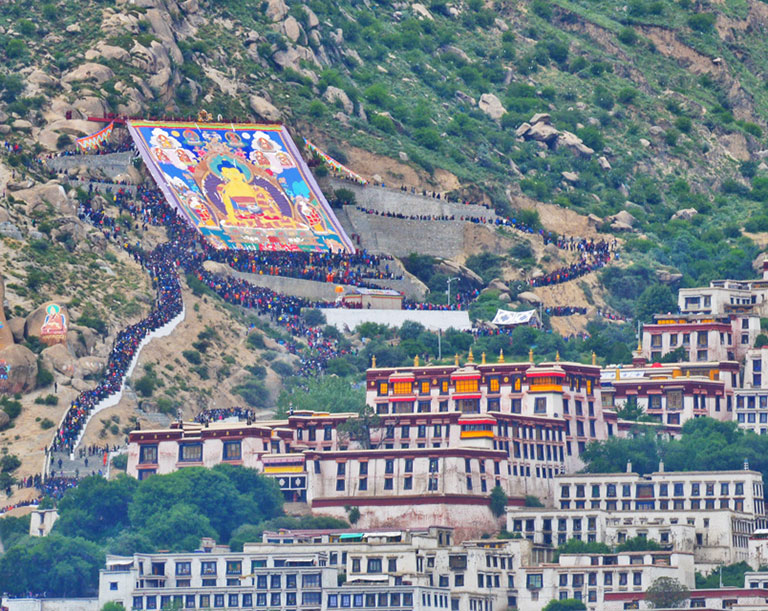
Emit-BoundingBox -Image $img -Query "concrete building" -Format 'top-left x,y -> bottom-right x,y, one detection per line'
506,468 -> 766,570
678,264 -> 768,318
98,529 -> 529,611
518,550 -> 695,611
601,361 -> 739,429
641,313 -> 760,364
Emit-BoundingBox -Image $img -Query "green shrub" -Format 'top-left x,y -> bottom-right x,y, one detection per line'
182,350 -> 202,365
246,333 -> 266,350
617,87 -> 638,104
111,454 -> 128,470
307,100 -> 326,118
40,418 -> 55,430
369,113 -> 396,134
664,129 -> 679,146
617,27 -> 638,46
36,360 -> 54,388
34,394 -> 59,406
531,0 -> 552,20
674,116 -> 692,134
688,13 -> 716,32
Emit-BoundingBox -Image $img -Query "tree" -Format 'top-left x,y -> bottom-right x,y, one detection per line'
0,534 -> 104,597
347,506 -> 361,524
554,539 -> 610,560
524,495 -> 544,507
542,600 -> 586,611
101,603 -> 126,611
614,397 -> 646,422
616,536 -> 663,552
635,283 -> 677,322
489,486 -> 508,517
337,405 -> 382,449
695,562 -> 753,588
645,576 -> 690,608
580,428 -> 662,475
277,376 -> 366,416
55,475 -> 138,542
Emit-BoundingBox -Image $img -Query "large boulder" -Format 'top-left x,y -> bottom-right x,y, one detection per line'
526,122 -> 560,145
266,0 -> 288,21
249,94 -> 282,121
62,62 -> 115,85
0,276 -> 13,350
281,16 -> 302,42
76,355 -> 106,377
0,344 -> 38,394
41,343 -> 76,377
671,208 -> 698,221
608,210 -> 637,227
323,86 -> 353,114
557,131 -> 595,157
25,302 -> 70,345
8,317 -> 25,343
518,291 -> 542,305
478,93 -> 506,120
67,325 -> 98,357
13,182 -> 75,216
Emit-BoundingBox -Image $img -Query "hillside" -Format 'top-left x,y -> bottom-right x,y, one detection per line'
0,0 -> 763,285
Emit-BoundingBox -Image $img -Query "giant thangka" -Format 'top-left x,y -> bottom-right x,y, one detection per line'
128,121 -> 354,253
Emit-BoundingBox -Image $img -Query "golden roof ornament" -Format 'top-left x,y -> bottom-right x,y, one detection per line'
371,354 -> 377,368
455,354 -> 460,367
481,352 -> 486,365
468,349 -> 474,364
414,355 -> 419,367
529,348 -> 534,363
498,349 -> 505,363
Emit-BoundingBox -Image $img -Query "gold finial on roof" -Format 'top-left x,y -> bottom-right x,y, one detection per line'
455,354 -> 460,367
556,351 -> 560,363
637,337 -> 642,351
529,348 -> 534,363
468,349 -> 474,364
592,351 -> 597,366
499,349 -> 505,363
371,354 -> 377,368
414,355 -> 419,367
481,352 -> 486,365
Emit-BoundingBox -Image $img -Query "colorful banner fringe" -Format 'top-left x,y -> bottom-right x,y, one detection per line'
76,122 -> 114,151
304,139 -> 368,185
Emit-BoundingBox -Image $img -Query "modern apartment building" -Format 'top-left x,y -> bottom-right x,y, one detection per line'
98,529 -> 530,611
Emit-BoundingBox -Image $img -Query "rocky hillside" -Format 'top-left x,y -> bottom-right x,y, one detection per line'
0,0 -> 764,285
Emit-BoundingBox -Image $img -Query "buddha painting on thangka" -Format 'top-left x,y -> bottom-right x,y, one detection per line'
127,121 -> 353,253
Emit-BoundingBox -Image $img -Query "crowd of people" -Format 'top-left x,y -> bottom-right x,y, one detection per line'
210,247 -> 402,286
546,306 -> 588,316
37,139 -> 136,160
530,249 -> 614,288
355,206 -> 495,225
194,407 -> 256,423
51,196 -> 184,455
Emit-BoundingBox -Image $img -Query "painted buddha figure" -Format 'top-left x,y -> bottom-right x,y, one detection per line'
212,158 -> 305,230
